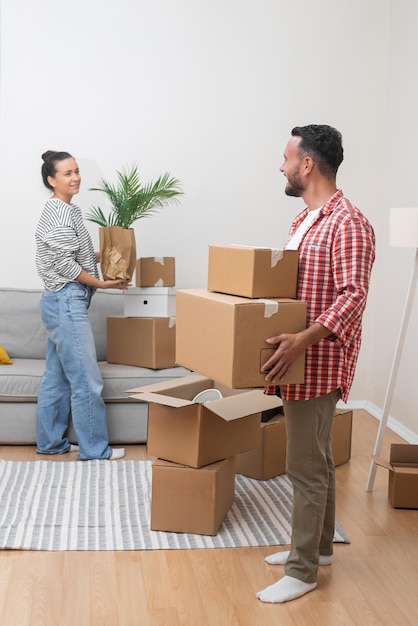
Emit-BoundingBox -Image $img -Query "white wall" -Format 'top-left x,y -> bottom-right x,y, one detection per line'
366,0 -> 418,441
0,0 -> 416,439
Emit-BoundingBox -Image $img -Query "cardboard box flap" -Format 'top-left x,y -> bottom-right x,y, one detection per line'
373,455 -> 393,472
129,384 -> 282,418
126,374 -> 208,394
390,443 -> 418,466
393,466 -> 418,474
373,449 -> 418,471
129,391 -> 193,408
154,458 -> 226,471
205,390 -> 282,421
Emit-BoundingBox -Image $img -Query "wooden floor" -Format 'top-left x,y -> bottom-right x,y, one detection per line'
0,410 -> 417,626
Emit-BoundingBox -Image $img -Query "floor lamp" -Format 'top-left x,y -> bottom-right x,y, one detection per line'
366,207 -> 418,492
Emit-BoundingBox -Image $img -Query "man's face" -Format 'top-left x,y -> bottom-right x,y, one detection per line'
280,136 -> 305,197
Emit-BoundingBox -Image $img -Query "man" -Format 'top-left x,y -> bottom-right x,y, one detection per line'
256,125 -> 375,604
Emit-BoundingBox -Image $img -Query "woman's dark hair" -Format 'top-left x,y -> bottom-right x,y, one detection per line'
291,125 -> 343,179
41,150 -> 73,190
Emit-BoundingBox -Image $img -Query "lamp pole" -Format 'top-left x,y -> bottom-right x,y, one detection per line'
366,247 -> 418,491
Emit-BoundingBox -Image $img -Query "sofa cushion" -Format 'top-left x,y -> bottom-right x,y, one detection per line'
0,345 -> 13,364
0,359 -> 45,399
98,362 -> 191,399
0,399 -> 150,445
0,287 -> 125,361
0,289 -> 47,359
0,358 -> 191,401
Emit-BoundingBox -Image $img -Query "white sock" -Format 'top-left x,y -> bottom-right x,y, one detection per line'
265,550 -> 333,566
256,575 -> 317,604
69,444 -> 79,452
109,448 -> 125,460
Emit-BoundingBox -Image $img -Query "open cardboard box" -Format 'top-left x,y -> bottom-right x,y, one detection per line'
175,289 -> 306,388
373,443 -> 418,509
151,456 -> 236,535
128,374 -> 282,468
207,245 -> 299,298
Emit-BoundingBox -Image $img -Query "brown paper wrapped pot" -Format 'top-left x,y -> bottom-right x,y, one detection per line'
99,226 -> 137,281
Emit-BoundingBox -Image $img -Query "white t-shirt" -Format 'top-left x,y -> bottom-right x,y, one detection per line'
286,208 -> 321,250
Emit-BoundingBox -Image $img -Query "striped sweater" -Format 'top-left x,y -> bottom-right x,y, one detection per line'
35,198 -> 99,292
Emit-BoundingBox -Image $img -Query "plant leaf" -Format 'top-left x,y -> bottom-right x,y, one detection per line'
86,163 -> 184,228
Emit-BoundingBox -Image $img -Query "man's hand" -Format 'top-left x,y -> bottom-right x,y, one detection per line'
262,323 -> 333,383
261,333 -> 305,383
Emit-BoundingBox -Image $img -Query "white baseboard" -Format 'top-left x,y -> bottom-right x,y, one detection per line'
337,399 -> 418,444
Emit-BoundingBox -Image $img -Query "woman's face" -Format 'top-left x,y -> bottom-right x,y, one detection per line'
48,157 -> 81,204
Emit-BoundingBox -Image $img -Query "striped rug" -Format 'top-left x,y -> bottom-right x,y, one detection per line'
0,460 -> 350,551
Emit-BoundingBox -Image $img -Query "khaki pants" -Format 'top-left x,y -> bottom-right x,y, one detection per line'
282,389 -> 341,583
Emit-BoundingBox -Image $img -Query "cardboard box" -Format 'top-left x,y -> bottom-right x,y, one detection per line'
128,374 -> 283,468
175,289 -> 306,388
124,287 -> 176,318
107,316 -> 176,369
236,413 -> 286,480
373,444 -> 418,509
136,257 -> 175,287
208,245 -> 299,298
332,409 -> 353,467
236,408 -> 352,481
150,456 -> 236,535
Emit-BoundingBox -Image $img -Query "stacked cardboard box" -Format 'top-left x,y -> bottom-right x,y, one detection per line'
128,245 -> 302,534
175,245 -> 305,388
207,244 -> 299,298
151,457 -> 236,535
107,257 -> 177,369
236,408 -> 353,481
174,245 -> 351,484
135,257 -> 176,288
129,245 -> 353,534
129,374 -> 282,534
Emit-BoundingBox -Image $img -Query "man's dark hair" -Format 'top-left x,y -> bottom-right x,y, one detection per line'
291,125 -> 343,179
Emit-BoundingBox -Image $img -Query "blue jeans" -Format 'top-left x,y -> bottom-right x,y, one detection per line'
36,282 -> 111,460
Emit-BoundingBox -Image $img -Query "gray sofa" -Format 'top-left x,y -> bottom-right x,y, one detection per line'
0,287 -> 190,445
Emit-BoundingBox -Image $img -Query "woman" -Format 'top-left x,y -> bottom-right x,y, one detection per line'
36,150 -> 127,460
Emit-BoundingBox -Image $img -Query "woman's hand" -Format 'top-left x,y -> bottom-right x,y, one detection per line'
100,279 -> 131,290
76,270 -> 131,290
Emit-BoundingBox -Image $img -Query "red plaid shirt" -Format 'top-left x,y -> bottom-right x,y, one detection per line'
278,189 -> 375,402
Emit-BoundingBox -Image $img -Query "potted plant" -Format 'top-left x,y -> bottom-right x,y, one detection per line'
85,163 -> 183,281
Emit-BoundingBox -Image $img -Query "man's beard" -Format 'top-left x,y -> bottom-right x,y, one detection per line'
284,170 -> 304,197
285,180 -> 304,197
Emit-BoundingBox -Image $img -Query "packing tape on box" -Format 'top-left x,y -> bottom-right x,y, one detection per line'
154,278 -> 164,286
256,299 -> 279,318
270,249 -> 284,267
169,316 -> 176,328
154,257 -> 165,265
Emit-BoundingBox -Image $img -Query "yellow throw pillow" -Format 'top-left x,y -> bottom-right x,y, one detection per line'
0,345 -> 13,365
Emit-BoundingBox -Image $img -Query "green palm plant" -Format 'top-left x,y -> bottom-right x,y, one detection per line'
85,163 -> 183,229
